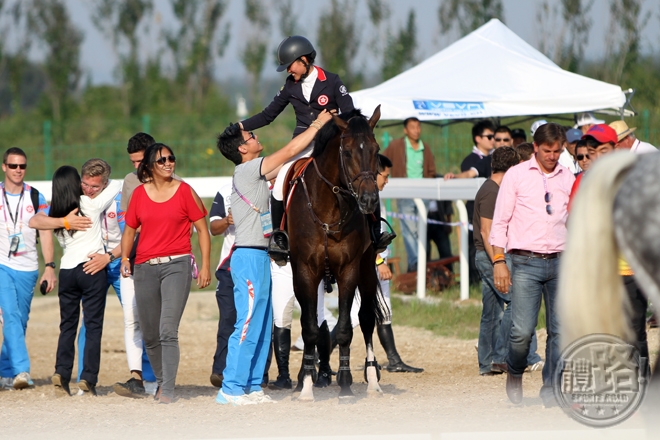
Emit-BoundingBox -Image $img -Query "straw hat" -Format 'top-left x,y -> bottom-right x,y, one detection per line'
608,120 -> 637,142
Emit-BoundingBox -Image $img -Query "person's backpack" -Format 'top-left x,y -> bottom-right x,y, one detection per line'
30,186 -> 41,242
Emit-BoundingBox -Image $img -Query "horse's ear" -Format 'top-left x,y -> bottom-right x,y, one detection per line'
368,105 -> 381,129
333,114 -> 348,131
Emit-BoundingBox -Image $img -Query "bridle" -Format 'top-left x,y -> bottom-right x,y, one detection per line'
338,132 -> 378,200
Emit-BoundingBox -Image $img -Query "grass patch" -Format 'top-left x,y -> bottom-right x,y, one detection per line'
390,296 -> 482,340
389,283 -> 548,340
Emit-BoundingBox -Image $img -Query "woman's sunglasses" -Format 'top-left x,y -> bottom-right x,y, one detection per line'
155,155 -> 176,165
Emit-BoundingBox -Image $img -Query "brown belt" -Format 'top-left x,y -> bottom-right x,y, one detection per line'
509,249 -> 560,259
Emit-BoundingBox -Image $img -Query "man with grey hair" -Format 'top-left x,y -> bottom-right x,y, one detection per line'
609,120 -> 657,154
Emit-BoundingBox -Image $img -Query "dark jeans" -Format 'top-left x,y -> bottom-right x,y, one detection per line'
55,264 -> 107,385
212,268 -> 236,375
507,254 -> 560,394
475,251 -> 541,374
623,276 -> 649,359
134,257 -> 192,399
467,230 -> 480,285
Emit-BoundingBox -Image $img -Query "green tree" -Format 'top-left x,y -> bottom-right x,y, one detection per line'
381,10 -> 417,81
29,0 -> 83,129
536,0 -> 593,72
91,0 -> 153,117
438,0 -> 503,36
604,0 -> 649,84
316,0 -> 361,89
240,0 -> 270,111
275,0 -> 297,37
165,0 -> 230,112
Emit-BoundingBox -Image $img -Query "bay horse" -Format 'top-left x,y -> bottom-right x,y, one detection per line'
558,151 -> 660,423
285,106 -> 386,401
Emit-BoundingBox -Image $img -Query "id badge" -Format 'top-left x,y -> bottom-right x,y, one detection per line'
260,211 -> 273,238
8,232 -> 26,257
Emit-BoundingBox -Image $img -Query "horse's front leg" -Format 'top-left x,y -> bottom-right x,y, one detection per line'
358,255 -> 383,395
335,272 -> 360,399
293,277 -> 320,402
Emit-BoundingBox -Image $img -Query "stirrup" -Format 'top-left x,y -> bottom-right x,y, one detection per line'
374,231 -> 396,254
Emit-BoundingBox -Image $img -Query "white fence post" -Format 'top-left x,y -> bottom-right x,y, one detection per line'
455,200 -> 469,301
413,198 -> 427,299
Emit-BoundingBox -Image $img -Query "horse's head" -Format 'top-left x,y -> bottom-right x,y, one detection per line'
333,105 -> 381,214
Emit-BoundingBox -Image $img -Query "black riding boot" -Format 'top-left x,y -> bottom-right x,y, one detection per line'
270,327 -> 293,390
314,321 -> 333,388
371,203 -> 396,254
268,196 -> 289,266
377,323 -> 424,373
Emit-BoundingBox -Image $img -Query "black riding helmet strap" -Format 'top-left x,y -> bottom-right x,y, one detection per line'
297,56 -> 312,80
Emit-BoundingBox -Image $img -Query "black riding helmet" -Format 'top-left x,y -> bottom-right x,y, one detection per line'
276,35 -> 316,72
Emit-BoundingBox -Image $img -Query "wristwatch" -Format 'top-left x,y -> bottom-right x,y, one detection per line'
107,252 -> 116,262
45,262 -> 56,269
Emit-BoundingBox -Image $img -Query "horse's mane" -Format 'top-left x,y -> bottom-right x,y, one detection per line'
311,108 -> 369,158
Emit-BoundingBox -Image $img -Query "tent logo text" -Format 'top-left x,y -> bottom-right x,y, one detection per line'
412,100 -> 485,117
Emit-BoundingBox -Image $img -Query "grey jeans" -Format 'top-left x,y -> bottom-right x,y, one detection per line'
134,257 -> 192,398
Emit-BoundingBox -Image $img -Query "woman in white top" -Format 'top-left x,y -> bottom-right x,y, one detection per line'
30,163 -> 121,397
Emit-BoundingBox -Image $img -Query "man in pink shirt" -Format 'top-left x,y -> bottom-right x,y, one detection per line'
489,122 -> 575,407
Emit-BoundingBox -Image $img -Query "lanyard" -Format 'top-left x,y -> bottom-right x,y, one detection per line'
1,183 -> 24,234
232,181 -> 261,213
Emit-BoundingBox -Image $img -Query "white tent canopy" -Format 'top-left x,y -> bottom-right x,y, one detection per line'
351,19 -> 630,121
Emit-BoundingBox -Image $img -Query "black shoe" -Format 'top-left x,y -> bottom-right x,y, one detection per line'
385,360 -> 424,373
210,373 -> 223,388
270,375 -> 292,390
113,378 -> 146,398
52,373 -> 71,396
78,379 -> 97,396
268,230 -> 289,266
375,231 -> 396,254
377,324 -> 423,373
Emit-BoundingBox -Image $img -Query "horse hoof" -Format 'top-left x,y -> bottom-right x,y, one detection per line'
314,372 -> 332,388
367,384 -> 383,396
297,394 -> 315,402
338,395 -> 356,405
338,387 -> 354,398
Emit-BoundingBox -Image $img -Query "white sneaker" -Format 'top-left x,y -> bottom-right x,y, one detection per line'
144,381 -> 158,396
247,390 -> 277,404
0,377 -> 13,390
526,360 -> 545,372
215,389 -> 257,406
13,372 -> 33,389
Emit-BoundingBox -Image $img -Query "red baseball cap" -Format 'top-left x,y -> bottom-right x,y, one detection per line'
582,124 -> 618,144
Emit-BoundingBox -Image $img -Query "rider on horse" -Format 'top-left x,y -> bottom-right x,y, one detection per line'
223,36 -> 395,264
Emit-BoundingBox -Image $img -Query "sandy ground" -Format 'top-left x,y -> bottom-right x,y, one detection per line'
0,291 -> 655,440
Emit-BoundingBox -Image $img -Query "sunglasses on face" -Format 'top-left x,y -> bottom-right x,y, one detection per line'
494,137 -> 511,142
576,154 -> 589,161
155,155 -> 176,165
5,163 -> 27,170
481,134 -> 494,140
239,132 -> 256,146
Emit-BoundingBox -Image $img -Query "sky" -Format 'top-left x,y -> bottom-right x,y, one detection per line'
56,0 -> 660,85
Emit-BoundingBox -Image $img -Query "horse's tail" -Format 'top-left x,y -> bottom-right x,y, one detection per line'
558,152 -> 638,349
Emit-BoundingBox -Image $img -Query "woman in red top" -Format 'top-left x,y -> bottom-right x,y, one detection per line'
121,143 -> 211,404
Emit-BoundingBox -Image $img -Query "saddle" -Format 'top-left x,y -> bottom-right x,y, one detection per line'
280,157 -> 314,229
